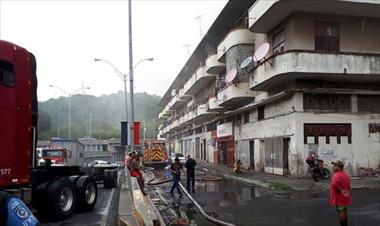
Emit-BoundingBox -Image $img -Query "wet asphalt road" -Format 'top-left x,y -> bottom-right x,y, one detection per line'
150,169 -> 380,226
39,179 -> 121,226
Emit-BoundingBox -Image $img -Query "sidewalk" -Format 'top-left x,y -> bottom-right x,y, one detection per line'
198,162 -> 380,192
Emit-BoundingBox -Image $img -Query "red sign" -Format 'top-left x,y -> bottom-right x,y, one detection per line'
134,122 -> 141,145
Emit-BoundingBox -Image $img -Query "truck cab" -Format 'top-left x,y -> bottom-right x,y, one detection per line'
37,146 -> 68,166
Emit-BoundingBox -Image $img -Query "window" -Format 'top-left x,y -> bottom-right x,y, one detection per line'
314,21 -> 339,52
243,111 -> 250,123
236,114 -> 242,123
303,94 -> 351,111
304,124 -> 351,144
358,95 -> 380,113
0,60 -> 15,87
258,106 -> 265,121
273,29 -> 285,54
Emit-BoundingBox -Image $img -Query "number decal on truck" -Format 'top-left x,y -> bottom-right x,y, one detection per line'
0,168 -> 11,176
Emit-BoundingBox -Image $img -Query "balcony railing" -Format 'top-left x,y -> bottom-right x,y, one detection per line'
248,0 -> 380,33
250,50 -> 380,91
168,94 -> 186,110
217,82 -> 256,109
207,96 -> 224,112
179,88 -> 192,100
206,54 -> 226,74
184,66 -> 216,95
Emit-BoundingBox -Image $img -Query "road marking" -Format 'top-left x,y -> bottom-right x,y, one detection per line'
100,187 -> 115,226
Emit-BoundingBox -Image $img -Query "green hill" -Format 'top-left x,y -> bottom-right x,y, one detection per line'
38,91 -> 161,140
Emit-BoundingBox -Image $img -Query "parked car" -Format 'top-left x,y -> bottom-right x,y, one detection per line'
111,161 -> 124,169
87,160 -> 111,167
170,153 -> 186,164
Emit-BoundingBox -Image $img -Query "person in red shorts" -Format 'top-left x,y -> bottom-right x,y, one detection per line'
330,160 -> 351,226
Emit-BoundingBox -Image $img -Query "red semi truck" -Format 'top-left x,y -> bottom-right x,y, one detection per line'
0,40 -> 118,220
37,146 -> 68,166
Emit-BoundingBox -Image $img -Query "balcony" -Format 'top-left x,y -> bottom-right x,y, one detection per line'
217,29 -> 256,62
207,97 -> 224,112
248,0 -> 380,33
217,82 -> 256,109
184,66 -> 216,95
158,105 -> 173,119
185,109 -> 197,123
206,54 -> 226,74
185,104 -> 218,124
179,88 -> 192,101
171,119 -> 179,129
168,94 -> 186,110
250,50 -> 380,91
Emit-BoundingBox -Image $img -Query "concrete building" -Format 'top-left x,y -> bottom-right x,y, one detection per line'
159,0 -> 380,177
77,138 -> 126,165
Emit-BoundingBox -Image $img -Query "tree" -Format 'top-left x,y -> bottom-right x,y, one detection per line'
38,110 -> 51,133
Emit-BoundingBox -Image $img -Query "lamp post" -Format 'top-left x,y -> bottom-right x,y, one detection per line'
94,57 -> 153,147
49,85 -> 90,140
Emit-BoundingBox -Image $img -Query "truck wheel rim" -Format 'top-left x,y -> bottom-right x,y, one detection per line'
85,183 -> 96,204
59,187 -> 74,212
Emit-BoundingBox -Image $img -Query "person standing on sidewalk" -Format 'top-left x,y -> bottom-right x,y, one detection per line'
330,160 -> 352,226
170,157 -> 183,197
185,155 -> 197,193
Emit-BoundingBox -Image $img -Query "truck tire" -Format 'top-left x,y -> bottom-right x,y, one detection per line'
47,179 -> 76,220
34,182 -> 49,210
103,169 -> 117,188
69,175 -> 80,184
75,176 -> 97,212
112,169 -> 118,187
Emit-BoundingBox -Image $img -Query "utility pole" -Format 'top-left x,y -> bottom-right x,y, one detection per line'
195,15 -> 203,39
128,0 -> 134,152
182,44 -> 191,57
88,112 -> 92,137
57,116 -> 60,138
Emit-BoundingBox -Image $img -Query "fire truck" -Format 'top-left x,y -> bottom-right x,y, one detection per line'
143,140 -> 169,165
0,40 -> 118,221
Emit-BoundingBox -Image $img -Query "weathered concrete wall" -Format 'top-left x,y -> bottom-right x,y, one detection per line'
284,13 -> 380,53
236,94 -> 297,174
179,130 -> 215,163
369,133 -> 380,172
295,112 -> 380,176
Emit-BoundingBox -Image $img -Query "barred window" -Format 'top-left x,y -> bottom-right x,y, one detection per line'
315,21 -> 339,52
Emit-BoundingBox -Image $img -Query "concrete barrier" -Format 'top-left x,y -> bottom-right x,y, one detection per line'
118,169 -> 165,226
118,170 -> 139,226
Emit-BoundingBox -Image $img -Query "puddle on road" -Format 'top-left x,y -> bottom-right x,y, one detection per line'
148,170 -> 325,225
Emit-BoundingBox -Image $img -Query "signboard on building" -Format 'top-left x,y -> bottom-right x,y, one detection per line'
217,122 -> 233,138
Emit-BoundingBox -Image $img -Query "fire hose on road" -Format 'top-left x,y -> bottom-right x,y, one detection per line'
143,167 -> 236,226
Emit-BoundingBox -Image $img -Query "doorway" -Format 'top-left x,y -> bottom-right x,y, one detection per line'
283,138 -> 290,175
202,139 -> 207,161
249,140 -> 255,170
195,138 -> 200,159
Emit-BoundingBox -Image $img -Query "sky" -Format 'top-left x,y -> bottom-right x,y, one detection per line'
0,0 -> 227,101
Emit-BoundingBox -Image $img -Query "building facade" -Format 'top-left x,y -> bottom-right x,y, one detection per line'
159,0 -> 380,177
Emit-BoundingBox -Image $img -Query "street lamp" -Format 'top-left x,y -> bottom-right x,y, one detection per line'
49,85 -> 90,140
94,57 -> 153,147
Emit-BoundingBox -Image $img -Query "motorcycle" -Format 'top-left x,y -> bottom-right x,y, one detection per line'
306,156 -> 330,181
